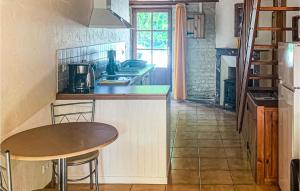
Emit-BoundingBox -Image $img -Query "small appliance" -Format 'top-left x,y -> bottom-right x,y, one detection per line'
68,63 -> 95,93
106,50 -> 119,76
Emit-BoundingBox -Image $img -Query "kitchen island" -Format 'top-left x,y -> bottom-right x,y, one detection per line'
56,85 -> 171,184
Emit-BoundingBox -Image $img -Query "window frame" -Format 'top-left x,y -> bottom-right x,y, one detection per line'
132,8 -> 172,68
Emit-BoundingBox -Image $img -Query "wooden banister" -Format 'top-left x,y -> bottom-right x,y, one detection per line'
237,0 -> 261,132
236,0 -> 299,133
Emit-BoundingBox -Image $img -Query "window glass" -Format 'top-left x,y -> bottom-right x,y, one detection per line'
153,12 -> 168,30
137,50 -> 152,64
153,32 -> 168,49
153,50 -> 168,68
137,12 -> 152,30
137,31 -> 151,49
134,11 -> 170,68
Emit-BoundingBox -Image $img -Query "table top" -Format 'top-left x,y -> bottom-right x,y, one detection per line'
1,122 -> 118,161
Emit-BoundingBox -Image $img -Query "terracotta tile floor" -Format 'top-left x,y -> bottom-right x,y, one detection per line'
67,101 -> 280,191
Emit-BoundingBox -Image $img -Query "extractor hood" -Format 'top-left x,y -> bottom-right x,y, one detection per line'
89,0 -> 132,28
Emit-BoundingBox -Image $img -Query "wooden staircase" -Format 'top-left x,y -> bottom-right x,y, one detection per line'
236,0 -> 300,132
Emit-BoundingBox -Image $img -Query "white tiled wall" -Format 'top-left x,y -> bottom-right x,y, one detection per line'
56,42 -> 126,92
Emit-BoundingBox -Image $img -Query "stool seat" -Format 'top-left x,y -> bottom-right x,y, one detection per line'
52,151 -> 99,166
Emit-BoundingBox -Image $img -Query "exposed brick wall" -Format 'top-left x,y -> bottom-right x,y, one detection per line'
186,3 -> 216,100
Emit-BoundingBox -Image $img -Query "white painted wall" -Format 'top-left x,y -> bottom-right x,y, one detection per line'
216,0 -> 244,48
1,0 -> 130,190
216,0 -> 299,46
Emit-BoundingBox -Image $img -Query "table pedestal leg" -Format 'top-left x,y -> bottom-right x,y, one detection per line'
58,158 -> 68,191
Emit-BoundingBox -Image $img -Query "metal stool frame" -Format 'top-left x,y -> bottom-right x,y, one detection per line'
0,151 -> 13,191
50,101 -> 99,191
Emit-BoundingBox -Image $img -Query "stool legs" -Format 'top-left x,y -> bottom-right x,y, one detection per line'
51,164 -> 56,188
5,152 -> 13,191
58,158 -> 67,191
89,161 -> 94,189
52,158 -> 100,191
95,158 -> 99,191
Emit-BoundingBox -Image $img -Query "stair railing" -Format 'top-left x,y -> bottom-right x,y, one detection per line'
236,0 -> 261,132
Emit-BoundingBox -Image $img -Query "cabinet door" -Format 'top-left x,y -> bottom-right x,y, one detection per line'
264,110 -> 278,184
247,101 -> 257,178
241,100 -> 249,148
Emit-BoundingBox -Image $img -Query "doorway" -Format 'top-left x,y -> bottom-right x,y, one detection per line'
132,9 -> 172,85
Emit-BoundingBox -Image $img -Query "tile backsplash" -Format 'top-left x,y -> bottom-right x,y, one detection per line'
57,42 -> 126,92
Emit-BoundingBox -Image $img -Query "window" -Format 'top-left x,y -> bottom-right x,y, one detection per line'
133,9 -> 172,68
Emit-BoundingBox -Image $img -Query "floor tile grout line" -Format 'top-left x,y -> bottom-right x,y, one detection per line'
171,102 -> 255,190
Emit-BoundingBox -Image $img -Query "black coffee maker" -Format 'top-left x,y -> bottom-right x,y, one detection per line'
106,50 -> 119,76
68,64 -> 90,93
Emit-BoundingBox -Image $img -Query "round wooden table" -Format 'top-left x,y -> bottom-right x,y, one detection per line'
1,122 -> 118,191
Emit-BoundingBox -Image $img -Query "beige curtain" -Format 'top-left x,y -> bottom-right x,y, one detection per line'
173,3 -> 187,100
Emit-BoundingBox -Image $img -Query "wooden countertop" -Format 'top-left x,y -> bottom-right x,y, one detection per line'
1,122 -> 118,161
57,85 -> 171,100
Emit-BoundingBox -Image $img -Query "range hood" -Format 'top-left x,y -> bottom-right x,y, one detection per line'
89,0 -> 132,28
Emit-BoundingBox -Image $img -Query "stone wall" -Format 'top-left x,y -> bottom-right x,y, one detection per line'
186,3 -> 216,100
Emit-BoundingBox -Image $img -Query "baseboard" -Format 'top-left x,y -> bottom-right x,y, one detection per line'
68,176 -> 168,184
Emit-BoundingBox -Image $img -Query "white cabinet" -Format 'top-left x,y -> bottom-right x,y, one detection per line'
55,97 -> 170,184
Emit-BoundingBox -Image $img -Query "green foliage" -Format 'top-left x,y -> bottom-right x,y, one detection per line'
153,32 -> 168,49
137,12 -> 151,30
136,12 -> 169,50
136,12 -> 169,67
153,13 -> 168,30
137,31 -> 151,49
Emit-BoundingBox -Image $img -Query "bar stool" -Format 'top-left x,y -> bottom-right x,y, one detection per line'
50,101 -> 99,191
0,151 -> 12,191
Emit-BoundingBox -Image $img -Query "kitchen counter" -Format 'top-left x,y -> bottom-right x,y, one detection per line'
56,85 -> 170,100
55,85 -> 171,184
99,64 -> 155,86
56,64 -> 170,184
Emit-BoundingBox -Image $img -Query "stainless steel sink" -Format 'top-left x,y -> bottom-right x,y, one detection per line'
118,68 -> 140,74
98,76 -> 137,86
251,92 -> 278,101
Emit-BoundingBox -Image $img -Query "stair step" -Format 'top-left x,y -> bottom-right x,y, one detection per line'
251,60 -> 278,65
259,7 -> 300,11
249,74 -> 278,80
253,44 -> 277,50
256,27 -> 296,31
